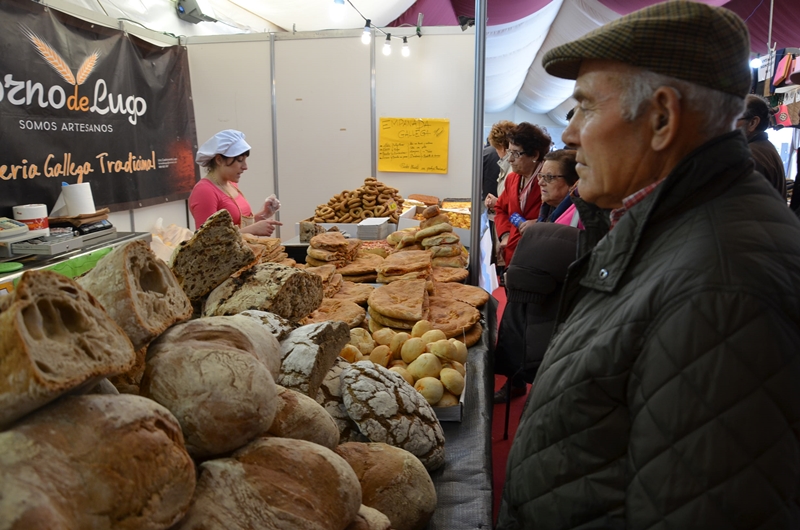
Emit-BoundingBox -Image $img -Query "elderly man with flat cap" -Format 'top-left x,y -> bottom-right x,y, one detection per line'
497,2 -> 800,529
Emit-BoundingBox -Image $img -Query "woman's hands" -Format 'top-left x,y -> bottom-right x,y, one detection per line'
241,219 -> 282,237
485,193 -> 498,210
257,194 -> 281,220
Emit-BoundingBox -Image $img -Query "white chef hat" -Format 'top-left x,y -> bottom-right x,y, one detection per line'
195,129 -> 252,167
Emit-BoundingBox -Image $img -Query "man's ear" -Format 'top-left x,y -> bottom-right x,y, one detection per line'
748,115 -> 761,134
650,86 -> 681,152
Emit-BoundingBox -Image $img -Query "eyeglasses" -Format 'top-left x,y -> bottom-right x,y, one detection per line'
508,150 -> 526,160
537,174 -> 564,183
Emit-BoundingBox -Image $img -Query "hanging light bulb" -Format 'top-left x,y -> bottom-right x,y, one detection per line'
749,56 -> 762,69
401,36 -> 410,57
361,20 -> 371,45
382,34 -> 391,56
329,0 -> 345,22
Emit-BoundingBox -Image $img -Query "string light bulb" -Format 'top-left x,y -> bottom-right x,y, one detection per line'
382,33 -> 391,56
361,20 -> 371,45
401,36 -> 410,57
329,0 -> 345,22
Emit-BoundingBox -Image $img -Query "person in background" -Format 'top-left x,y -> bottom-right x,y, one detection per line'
494,122 -> 552,266
739,94 -> 787,199
189,129 -> 282,236
533,149 -> 579,224
498,2 -> 800,528
483,120 -> 516,207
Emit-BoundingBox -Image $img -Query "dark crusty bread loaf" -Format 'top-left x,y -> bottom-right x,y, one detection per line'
169,209 -> 257,302
278,321 -> 350,398
268,386 -> 339,449
77,240 -> 192,351
340,362 -> 445,471
0,270 -> 136,429
203,262 -> 323,322
146,315 -> 282,379
0,394 -> 196,530
173,437 -> 361,530
315,357 -> 369,443
140,345 -> 278,459
335,442 -> 437,530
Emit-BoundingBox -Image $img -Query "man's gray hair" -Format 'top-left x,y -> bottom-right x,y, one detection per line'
618,70 -> 744,136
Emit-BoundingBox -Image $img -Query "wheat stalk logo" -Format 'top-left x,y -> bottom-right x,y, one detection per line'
20,25 -> 99,87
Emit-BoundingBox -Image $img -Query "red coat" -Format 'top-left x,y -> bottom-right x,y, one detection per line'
495,172 -> 542,265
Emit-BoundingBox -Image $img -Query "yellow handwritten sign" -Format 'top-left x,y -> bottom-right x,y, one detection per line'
378,117 -> 449,174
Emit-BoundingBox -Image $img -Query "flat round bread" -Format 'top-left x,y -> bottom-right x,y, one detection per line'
377,250 -> 432,275
367,279 -> 428,321
434,282 -> 489,307
332,281 -> 374,306
452,322 -> 482,348
427,296 -> 480,338
337,253 -> 384,276
301,299 -> 366,329
368,316 -> 406,334
432,267 -> 468,283
368,307 -> 418,330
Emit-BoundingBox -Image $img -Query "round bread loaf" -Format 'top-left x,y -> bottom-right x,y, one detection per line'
174,437 -> 362,530
340,362 -> 445,470
140,346 -> 278,458
316,357 -> 369,443
268,386 -> 340,449
345,505 -> 392,530
146,315 -> 282,379
0,394 -> 196,530
335,442 -> 437,530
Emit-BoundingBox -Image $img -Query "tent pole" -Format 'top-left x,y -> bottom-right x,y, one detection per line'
468,0 -> 487,286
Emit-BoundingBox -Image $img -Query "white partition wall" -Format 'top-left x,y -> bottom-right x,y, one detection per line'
375,30 -> 476,202
273,35 -> 372,233
187,36 -> 275,230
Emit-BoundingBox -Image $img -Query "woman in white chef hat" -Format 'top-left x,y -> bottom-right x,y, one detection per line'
188,129 -> 282,236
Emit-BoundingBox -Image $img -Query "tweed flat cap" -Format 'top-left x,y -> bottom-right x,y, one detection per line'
542,1 -> 751,98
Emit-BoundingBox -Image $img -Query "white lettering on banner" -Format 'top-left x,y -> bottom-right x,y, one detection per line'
0,74 -> 147,124
89,79 -> 147,125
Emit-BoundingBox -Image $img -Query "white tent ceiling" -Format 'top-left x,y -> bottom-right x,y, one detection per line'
54,0 -> 798,126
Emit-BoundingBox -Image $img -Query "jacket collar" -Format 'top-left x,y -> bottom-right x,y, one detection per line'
576,131 -> 754,293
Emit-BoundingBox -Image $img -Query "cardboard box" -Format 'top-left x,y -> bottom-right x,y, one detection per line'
295,220 -> 397,240
433,364 -> 467,422
398,206 -> 471,245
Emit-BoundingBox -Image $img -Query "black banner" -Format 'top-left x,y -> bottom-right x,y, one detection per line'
0,0 -> 199,217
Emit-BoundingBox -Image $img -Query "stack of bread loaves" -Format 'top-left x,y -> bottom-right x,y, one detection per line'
241,233 -> 294,267
336,251 -> 385,283
304,264 -> 344,298
306,231 -> 362,268
1,239 -> 443,530
375,249 -> 433,285
414,205 -> 468,269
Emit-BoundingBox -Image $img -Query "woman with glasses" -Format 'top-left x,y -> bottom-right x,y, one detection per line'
494,122 -> 552,266
536,149 -> 580,224
189,129 -> 281,236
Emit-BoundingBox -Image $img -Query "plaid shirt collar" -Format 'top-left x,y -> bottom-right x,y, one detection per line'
609,179 -> 664,230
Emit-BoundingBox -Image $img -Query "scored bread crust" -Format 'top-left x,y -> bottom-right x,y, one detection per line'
169,210 -> 257,302
0,394 -> 196,530
78,240 -> 192,351
0,270 -> 136,429
203,263 -> 323,322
